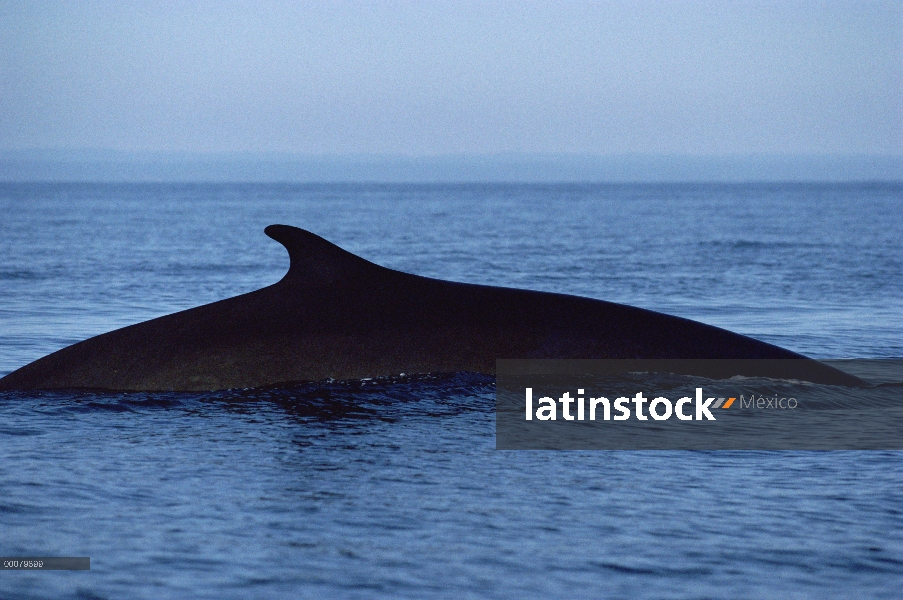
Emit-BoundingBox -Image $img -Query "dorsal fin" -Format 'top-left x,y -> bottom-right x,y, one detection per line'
264,225 -> 382,286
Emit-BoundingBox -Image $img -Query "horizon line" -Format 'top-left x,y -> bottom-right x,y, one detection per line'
2,152 -> 900,183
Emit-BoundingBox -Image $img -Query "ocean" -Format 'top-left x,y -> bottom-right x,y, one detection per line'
1,182 -> 901,598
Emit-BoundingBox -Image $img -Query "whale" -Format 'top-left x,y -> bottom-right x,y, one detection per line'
0,224 -> 863,391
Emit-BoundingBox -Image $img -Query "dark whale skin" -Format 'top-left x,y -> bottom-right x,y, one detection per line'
0,225 -> 864,391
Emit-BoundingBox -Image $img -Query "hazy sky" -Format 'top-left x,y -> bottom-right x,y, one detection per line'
1,1 -> 900,156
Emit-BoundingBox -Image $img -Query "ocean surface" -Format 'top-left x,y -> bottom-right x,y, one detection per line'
0,182 -> 901,598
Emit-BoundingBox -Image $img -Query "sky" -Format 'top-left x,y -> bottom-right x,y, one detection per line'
0,0 -> 900,158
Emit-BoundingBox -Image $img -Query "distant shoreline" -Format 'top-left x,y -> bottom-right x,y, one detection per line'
1,152 -> 901,183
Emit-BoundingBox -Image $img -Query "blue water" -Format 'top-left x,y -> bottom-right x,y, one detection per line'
1,182 -> 902,598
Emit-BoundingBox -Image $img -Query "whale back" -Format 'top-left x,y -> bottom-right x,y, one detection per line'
0,224 -> 865,390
